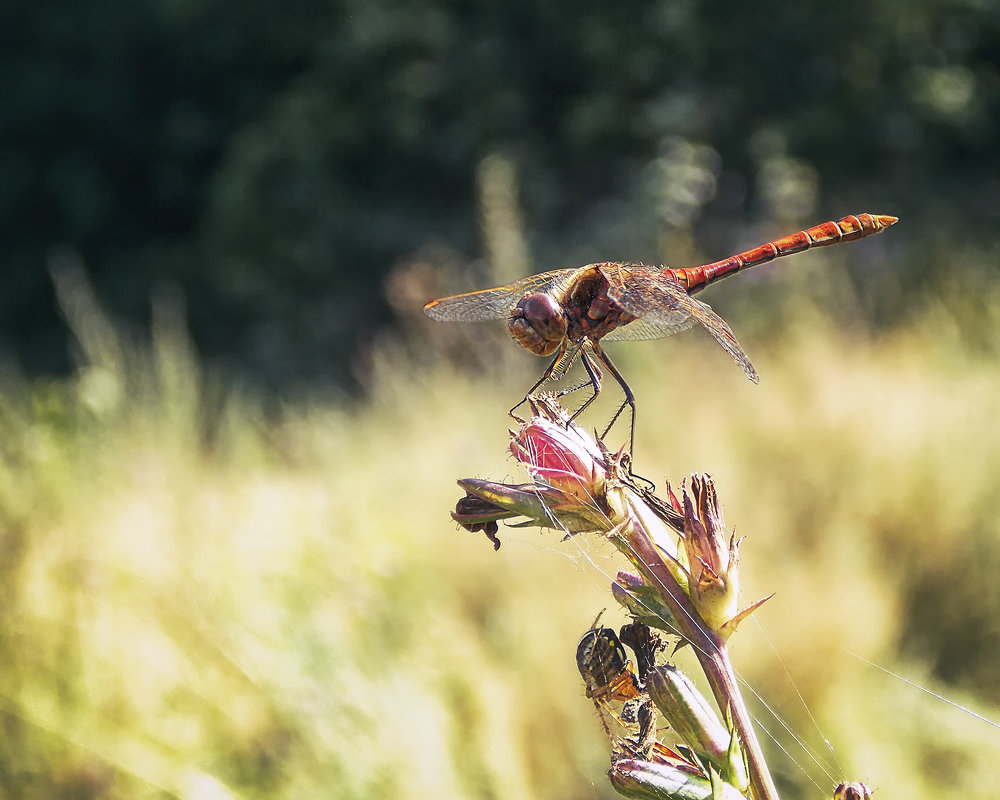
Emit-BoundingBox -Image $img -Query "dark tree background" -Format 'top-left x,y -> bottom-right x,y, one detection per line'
3,0 -> 998,386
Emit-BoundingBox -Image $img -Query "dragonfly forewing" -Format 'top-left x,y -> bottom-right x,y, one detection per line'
600,265 -> 697,340
603,266 -> 759,383
423,268 -> 579,322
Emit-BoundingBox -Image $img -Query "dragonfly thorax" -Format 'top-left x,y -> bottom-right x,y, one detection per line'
507,293 -> 568,357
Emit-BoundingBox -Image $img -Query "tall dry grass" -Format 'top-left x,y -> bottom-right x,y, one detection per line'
0,252 -> 998,799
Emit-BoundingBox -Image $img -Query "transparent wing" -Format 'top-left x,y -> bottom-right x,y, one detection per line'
602,264 -> 759,382
683,296 -> 759,383
603,315 -> 696,342
423,268 -> 579,322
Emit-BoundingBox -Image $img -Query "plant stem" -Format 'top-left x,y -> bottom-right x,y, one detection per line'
695,640 -> 780,800
620,528 -> 780,800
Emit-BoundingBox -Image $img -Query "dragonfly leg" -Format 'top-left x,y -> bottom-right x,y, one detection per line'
591,344 -> 636,455
588,345 -> 655,488
509,372 -> 546,420
567,348 -> 604,424
559,377 -> 597,396
595,352 -> 656,489
509,342 -> 571,420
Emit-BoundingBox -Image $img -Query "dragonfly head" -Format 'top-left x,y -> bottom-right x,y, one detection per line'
508,293 -> 568,356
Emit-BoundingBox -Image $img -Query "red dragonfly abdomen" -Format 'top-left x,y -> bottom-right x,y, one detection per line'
674,213 -> 898,294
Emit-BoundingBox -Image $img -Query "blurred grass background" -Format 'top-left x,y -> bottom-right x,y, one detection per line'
5,0 -> 1000,797
2,239 -> 1000,799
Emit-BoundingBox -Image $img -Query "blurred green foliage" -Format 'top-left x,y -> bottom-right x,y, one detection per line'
3,0 -> 999,387
5,4 -> 1000,796
0,251 -> 999,798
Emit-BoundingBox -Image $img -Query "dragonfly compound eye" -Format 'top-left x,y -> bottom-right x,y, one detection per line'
508,293 -> 568,356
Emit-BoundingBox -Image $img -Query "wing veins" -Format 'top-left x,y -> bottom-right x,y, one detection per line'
423,268 -> 577,322
602,265 -> 758,381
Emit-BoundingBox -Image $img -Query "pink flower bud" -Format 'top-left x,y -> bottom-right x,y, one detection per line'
509,395 -> 608,501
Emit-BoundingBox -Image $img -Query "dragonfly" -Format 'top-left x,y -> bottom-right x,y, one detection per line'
424,213 -> 897,447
